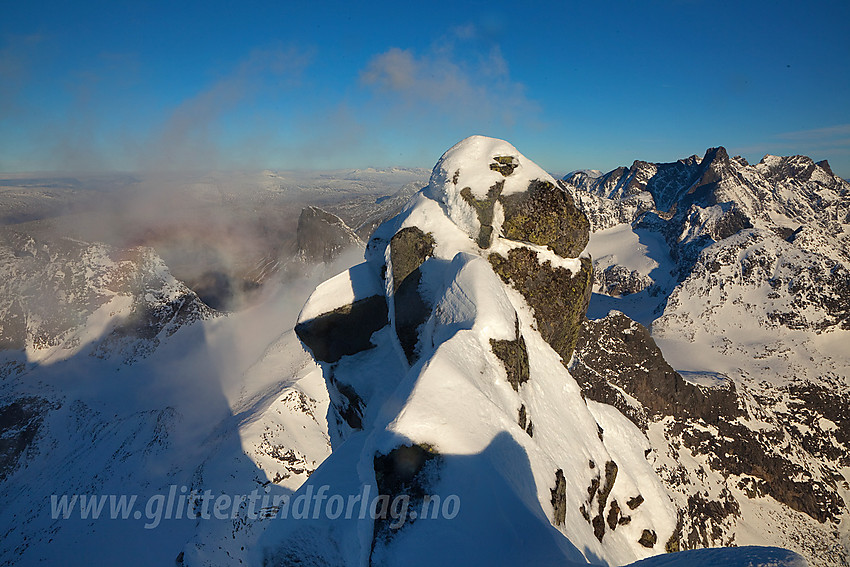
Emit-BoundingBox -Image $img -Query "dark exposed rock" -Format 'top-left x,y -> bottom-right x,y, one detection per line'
518,404 -> 527,430
786,383 -> 850,467
551,469 -> 567,526
587,476 -> 600,500
294,296 -> 388,364
500,180 -> 590,258
0,397 -> 50,481
489,249 -> 592,364
592,514 -> 606,542
571,311 -> 845,524
490,155 -> 518,177
684,490 -> 739,548
816,159 -> 834,177
593,461 -> 619,541
389,227 -> 434,292
461,183 -> 503,248
709,206 -> 753,241
596,264 -> 652,296
296,206 -> 363,264
638,529 -> 657,548
372,444 -> 441,552
569,313 -> 741,429
490,319 -> 530,391
329,373 -> 365,430
389,228 -> 435,364
374,444 -> 440,502
607,500 -> 621,530
627,494 -> 644,510
666,513 -> 683,553
393,272 -> 430,365
675,417 -> 842,524
584,460 -> 619,542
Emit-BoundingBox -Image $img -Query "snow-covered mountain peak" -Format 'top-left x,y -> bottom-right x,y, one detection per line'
0,227 -> 215,370
275,137 -> 688,565
427,135 -> 556,200
422,135 -> 590,254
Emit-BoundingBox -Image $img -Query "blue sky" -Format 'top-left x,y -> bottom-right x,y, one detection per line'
2,0 -> 849,175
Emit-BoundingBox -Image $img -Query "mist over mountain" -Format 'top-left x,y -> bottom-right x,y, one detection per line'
0,138 -> 847,566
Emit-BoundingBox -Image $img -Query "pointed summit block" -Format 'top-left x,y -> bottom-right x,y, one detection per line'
427,135 -> 589,254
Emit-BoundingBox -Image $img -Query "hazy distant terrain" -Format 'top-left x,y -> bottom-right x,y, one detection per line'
0,168 -> 428,309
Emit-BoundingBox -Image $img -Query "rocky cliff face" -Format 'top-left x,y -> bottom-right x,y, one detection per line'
295,206 -> 365,264
275,136 -> 682,566
563,147 -> 850,566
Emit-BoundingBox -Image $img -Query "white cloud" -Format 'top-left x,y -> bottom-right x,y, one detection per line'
359,39 -> 536,129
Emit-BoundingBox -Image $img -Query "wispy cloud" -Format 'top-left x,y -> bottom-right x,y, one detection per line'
775,123 -> 850,143
135,45 -> 312,171
359,30 -> 537,130
25,44 -> 311,172
732,123 -> 850,161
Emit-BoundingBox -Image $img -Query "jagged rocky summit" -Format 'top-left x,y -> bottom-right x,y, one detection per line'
270,136 -> 684,566
562,147 -> 850,565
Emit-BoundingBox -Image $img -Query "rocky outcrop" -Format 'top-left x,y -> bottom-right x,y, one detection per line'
570,311 -> 848,562
489,318 -> 529,391
570,313 -> 741,429
389,227 -> 435,364
294,296 -> 388,364
595,264 -> 653,296
500,179 -> 589,258
490,249 -> 592,364
460,183 -> 502,248
551,469 -> 567,526
372,443 -> 442,554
